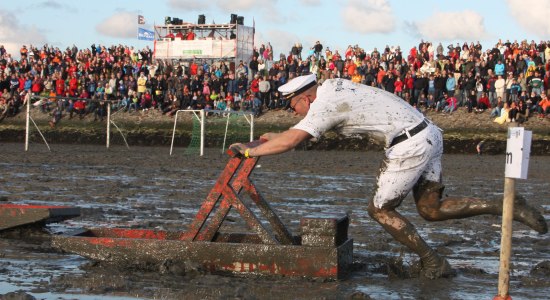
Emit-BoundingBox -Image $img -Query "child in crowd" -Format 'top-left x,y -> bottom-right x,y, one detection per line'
421,94 -> 432,110
494,102 -> 510,124
233,92 -> 241,111
273,91 -> 287,110
129,93 -> 139,112
119,95 -> 131,111
223,100 -> 233,117
442,93 -> 457,114
490,97 -> 504,118
509,78 -> 521,103
476,92 -> 491,113
215,98 -> 226,116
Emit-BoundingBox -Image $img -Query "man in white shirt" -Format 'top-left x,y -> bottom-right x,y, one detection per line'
231,74 -> 548,279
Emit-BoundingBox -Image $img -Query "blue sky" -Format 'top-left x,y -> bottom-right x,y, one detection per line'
1,0 -> 550,59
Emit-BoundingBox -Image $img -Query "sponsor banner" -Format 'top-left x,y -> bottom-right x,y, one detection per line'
138,28 -> 154,41
155,39 -> 236,59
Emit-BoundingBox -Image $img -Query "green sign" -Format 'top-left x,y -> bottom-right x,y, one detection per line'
182,50 -> 203,55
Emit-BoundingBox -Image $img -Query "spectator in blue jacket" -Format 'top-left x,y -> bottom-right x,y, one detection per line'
494,60 -> 505,76
445,72 -> 456,97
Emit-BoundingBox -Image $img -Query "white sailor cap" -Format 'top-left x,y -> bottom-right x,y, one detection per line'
278,74 -> 317,100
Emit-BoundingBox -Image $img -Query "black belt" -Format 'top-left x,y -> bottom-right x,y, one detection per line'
390,119 -> 428,147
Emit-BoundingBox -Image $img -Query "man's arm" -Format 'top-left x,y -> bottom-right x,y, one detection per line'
233,129 -> 312,157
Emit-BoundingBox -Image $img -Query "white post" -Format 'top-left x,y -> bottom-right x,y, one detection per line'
250,114 -> 254,142
496,125 -> 532,300
200,109 -> 205,156
169,110 -> 179,156
222,113 -> 230,153
25,95 -> 30,151
106,104 -> 111,148
497,176 -> 515,300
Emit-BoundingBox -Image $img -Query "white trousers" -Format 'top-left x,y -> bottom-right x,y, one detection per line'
373,123 -> 443,209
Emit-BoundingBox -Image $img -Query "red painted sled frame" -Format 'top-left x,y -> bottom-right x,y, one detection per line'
53,142 -> 353,279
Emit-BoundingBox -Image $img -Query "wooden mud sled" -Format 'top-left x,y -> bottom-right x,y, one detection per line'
52,141 -> 353,279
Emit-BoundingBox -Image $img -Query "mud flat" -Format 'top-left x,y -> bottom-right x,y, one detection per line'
0,143 -> 548,299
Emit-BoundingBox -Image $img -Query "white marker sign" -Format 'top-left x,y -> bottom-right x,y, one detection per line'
504,127 -> 532,179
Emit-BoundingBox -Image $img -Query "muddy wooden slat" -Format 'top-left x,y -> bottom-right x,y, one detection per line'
180,156 -> 242,241
0,204 -> 80,231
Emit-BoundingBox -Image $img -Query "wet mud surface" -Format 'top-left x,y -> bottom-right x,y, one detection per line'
0,143 -> 548,299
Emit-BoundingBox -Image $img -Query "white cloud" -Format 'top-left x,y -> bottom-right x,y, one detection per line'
507,0 -> 550,38
341,0 -> 396,34
36,0 -> 64,9
167,0 -> 210,11
299,0 -> 321,6
216,0 -> 273,11
169,0 -> 276,13
168,0 -> 281,26
0,11 -> 48,56
96,11 -> 138,39
207,0 -> 283,27
410,10 -> 488,41
34,0 -> 77,13
261,7 -> 287,24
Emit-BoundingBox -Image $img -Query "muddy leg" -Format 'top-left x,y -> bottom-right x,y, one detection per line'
367,201 -> 454,279
413,179 -> 548,234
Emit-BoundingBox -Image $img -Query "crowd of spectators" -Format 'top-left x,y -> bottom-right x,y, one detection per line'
1,38 -> 550,128
282,39 -> 550,124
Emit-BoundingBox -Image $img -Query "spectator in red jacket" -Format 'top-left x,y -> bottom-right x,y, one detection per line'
68,75 -> 78,96
186,30 -> 195,40
55,76 -> 65,96
73,99 -> 86,119
31,75 -> 43,95
250,74 -> 260,98
190,61 -> 198,76
18,74 -> 26,91
476,92 -> 491,112
442,93 -> 458,114
404,72 -> 414,97
394,76 -> 404,97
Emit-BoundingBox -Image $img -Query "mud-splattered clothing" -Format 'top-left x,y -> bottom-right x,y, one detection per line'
293,79 -> 444,208
294,79 -> 427,147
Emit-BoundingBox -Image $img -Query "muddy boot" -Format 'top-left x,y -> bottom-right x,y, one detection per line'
420,250 -> 456,279
368,202 -> 455,280
513,195 -> 548,234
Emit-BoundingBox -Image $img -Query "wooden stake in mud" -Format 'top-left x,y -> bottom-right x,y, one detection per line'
494,124 -> 532,300
495,174 -> 515,300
